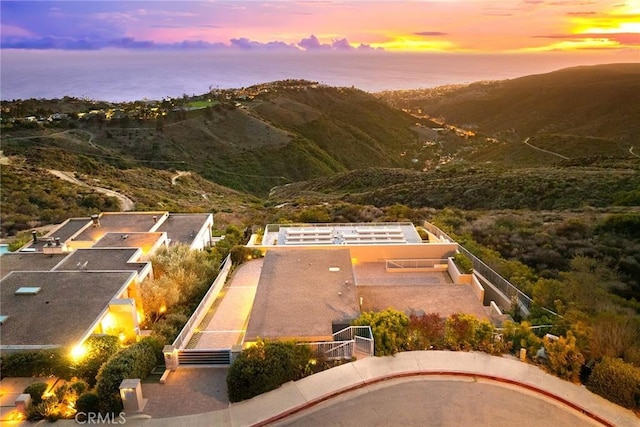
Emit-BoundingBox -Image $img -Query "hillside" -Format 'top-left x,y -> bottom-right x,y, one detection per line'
268,163 -> 640,210
0,152 -> 262,236
378,63 -> 640,148
2,81 -> 422,196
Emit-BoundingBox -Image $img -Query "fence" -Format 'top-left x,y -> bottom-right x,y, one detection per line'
422,222 -> 559,318
458,246 -> 534,312
172,254 -> 233,350
306,340 -> 355,360
303,326 -> 374,360
386,259 -> 448,270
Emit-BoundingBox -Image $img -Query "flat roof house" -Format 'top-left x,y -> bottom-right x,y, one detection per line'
1,211 -> 214,354
237,222 -> 488,350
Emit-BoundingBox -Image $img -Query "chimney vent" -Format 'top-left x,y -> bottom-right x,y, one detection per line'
91,214 -> 100,227
55,237 -> 61,246
32,230 -> 38,244
153,216 -> 158,223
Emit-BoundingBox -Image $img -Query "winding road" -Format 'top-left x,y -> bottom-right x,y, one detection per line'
523,137 -> 570,160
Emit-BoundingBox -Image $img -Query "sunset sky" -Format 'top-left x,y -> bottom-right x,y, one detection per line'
1,0 -> 639,54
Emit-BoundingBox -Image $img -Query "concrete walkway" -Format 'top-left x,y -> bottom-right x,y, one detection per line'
191,259 -> 263,349
123,351 -> 637,427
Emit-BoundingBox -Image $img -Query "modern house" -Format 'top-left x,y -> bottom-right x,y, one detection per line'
0,211 -> 214,354
245,223 -> 488,345
172,222 -> 492,365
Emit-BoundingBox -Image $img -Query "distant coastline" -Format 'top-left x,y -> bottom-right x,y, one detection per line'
2,49 -> 638,102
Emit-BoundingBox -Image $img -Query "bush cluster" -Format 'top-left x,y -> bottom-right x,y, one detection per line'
587,357 -> 640,410
24,380 -> 88,421
73,335 -> 121,387
353,309 -> 409,356
226,341 -> 314,402
95,338 -> 162,413
356,310 -> 508,356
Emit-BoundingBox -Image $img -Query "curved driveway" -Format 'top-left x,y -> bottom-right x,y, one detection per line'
227,351 -> 637,427
276,377 -> 601,427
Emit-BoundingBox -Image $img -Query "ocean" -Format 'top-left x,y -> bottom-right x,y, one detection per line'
1,49 -> 638,102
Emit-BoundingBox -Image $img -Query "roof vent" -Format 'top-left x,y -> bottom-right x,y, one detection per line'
91,214 -> 100,227
15,287 -> 42,295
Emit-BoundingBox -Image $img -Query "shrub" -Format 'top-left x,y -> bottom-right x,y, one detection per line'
544,332 -> 585,382
1,349 -> 72,379
587,357 -> 640,410
151,312 -> 189,345
76,392 -> 101,418
353,309 -> 409,356
95,337 -> 162,413
408,313 -> 446,350
227,341 -> 314,402
73,335 -> 120,387
23,382 -> 48,405
26,395 -> 61,422
502,321 -> 542,357
444,313 -> 479,351
453,253 -> 473,274
230,245 -> 263,265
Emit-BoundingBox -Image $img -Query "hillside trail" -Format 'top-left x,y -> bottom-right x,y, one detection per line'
171,170 -> 192,185
48,170 -> 135,211
3,129 -> 97,146
523,137 -> 570,160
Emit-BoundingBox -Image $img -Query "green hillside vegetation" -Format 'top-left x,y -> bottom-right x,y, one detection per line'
0,151 -> 261,236
378,63 -> 640,146
2,82 -> 422,196
268,162 -> 640,210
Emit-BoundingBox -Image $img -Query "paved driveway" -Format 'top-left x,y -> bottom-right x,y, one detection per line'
141,368 -> 229,418
275,377 -> 601,427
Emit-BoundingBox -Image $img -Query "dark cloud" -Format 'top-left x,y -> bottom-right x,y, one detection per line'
413,31 -> 447,37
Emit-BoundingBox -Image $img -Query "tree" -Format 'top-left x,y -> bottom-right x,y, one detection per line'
353,309 -> 409,356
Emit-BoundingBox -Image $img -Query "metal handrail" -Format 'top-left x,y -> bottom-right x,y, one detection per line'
423,221 -> 560,318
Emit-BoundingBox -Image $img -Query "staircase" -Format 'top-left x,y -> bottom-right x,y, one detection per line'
177,349 -> 231,366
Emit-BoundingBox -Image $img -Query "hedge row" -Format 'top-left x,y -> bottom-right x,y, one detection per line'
0,349 -> 73,379
95,337 -> 162,413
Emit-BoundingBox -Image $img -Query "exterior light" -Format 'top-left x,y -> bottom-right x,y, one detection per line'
71,344 -> 87,361
159,304 -> 167,314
